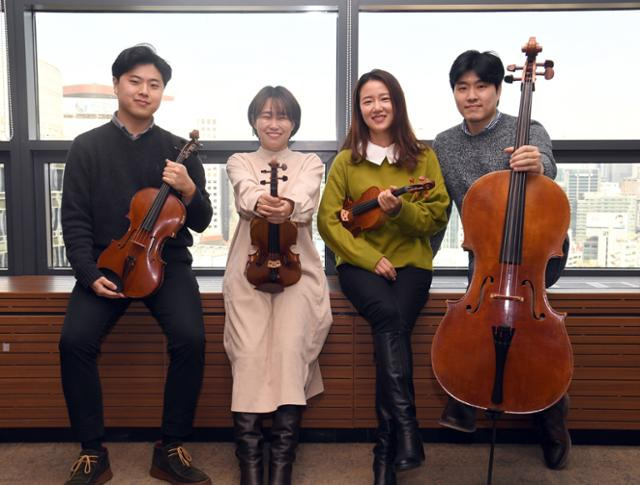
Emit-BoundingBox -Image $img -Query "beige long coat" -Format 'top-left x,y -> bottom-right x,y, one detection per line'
223,147 -> 333,413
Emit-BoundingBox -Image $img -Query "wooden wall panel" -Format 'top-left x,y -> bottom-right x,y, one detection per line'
0,276 -> 638,430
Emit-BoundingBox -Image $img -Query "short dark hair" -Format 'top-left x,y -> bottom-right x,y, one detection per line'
247,86 -> 301,138
449,50 -> 504,90
111,44 -> 172,86
342,69 -> 424,171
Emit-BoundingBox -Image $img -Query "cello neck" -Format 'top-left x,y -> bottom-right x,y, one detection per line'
500,37 -> 553,266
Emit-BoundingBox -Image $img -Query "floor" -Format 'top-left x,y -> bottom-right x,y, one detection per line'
1,441 -> 638,484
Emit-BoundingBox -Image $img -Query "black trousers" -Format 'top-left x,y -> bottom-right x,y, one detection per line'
59,261 -> 205,443
337,264 -> 432,335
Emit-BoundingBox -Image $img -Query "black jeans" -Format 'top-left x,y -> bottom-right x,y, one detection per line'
337,264 -> 432,335
59,261 -> 205,443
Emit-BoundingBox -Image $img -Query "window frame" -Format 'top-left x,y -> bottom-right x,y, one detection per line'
1,0 -> 638,277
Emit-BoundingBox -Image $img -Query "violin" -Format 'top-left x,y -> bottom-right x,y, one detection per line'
245,158 -> 302,293
339,180 -> 435,236
431,38 -> 572,414
97,130 -> 201,298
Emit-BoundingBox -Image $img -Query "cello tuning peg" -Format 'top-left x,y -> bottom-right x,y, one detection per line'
504,75 -> 521,84
537,68 -> 555,80
281,175 -> 288,182
506,64 -> 522,72
536,60 -> 555,69
260,169 -> 270,173
280,163 -> 288,171
260,180 -> 267,185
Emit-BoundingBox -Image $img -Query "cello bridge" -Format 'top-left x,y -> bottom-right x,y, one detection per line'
490,293 -> 524,302
267,260 -> 282,269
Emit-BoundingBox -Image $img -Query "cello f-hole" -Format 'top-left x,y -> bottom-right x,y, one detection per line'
522,279 -> 546,320
466,275 -> 494,314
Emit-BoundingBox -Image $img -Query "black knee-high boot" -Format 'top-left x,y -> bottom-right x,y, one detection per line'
373,374 -> 397,485
234,412 -> 264,485
373,331 -> 424,472
269,405 -> 302,485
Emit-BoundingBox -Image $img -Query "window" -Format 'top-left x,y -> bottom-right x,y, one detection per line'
433,163 -> 640,270
6,2 -> 638,275
359,10 -> 640,140
36,11 -> 337,141
0,163 -> 6,268
0,3 -> 10,141
361,8 -> 640,269
558,163 -> 640,268
48,159 -> 328,270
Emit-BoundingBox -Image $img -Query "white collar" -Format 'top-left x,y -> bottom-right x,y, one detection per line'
365,141 -> 398,166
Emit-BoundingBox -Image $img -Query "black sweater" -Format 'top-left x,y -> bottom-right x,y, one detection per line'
61,122 -> 213,288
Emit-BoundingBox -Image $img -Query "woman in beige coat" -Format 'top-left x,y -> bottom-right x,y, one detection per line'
223,86 -> 332,485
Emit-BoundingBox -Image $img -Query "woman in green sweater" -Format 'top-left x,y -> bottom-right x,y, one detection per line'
317,69 -> 449,485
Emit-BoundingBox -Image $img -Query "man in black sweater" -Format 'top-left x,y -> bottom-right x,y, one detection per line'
59,45 -> 212,485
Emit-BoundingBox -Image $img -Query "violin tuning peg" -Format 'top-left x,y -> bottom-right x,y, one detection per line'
260,180 -> 267,185
544,60 -> 554,68
281,175 -> 288,182
280,163 -> 287,171
506,64 -> 522,72
504,75 -> 515,84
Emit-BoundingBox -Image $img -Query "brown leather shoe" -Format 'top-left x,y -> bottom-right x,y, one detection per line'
149,442 -> 211,485
64,449 -> 113,485
534,395 -> 571,470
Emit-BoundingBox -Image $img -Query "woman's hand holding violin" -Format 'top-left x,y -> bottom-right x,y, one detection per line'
377,187 -> 402,216
256,194 -> 294,224
375,257 -> 397,281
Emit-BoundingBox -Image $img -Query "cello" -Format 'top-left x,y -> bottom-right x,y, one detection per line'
97,130 -> 201,298
245,158 -> 302,293
431,38 -> 573,415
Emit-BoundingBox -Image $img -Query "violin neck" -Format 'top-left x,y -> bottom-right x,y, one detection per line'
267,164 -> 281,253
141,183 -> 172,232
351,185 -> 409,216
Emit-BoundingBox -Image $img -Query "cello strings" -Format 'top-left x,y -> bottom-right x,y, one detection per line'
500,70 -> 533,313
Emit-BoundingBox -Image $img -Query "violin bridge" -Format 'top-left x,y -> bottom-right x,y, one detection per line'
267,260 -> 282,269
490,293 -> 524,302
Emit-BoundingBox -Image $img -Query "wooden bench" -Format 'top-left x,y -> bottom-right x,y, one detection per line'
0,276 -> 638,431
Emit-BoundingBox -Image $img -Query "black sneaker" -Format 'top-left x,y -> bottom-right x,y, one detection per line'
149,442 -> 211,485
64,449 -> 113,485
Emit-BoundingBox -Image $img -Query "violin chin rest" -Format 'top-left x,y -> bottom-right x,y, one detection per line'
100,268 -> 124,294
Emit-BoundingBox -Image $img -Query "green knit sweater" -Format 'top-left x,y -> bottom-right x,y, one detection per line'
317,148 -> 449,272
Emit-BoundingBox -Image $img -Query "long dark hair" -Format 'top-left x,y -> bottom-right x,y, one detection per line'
342,69 -> 425,171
